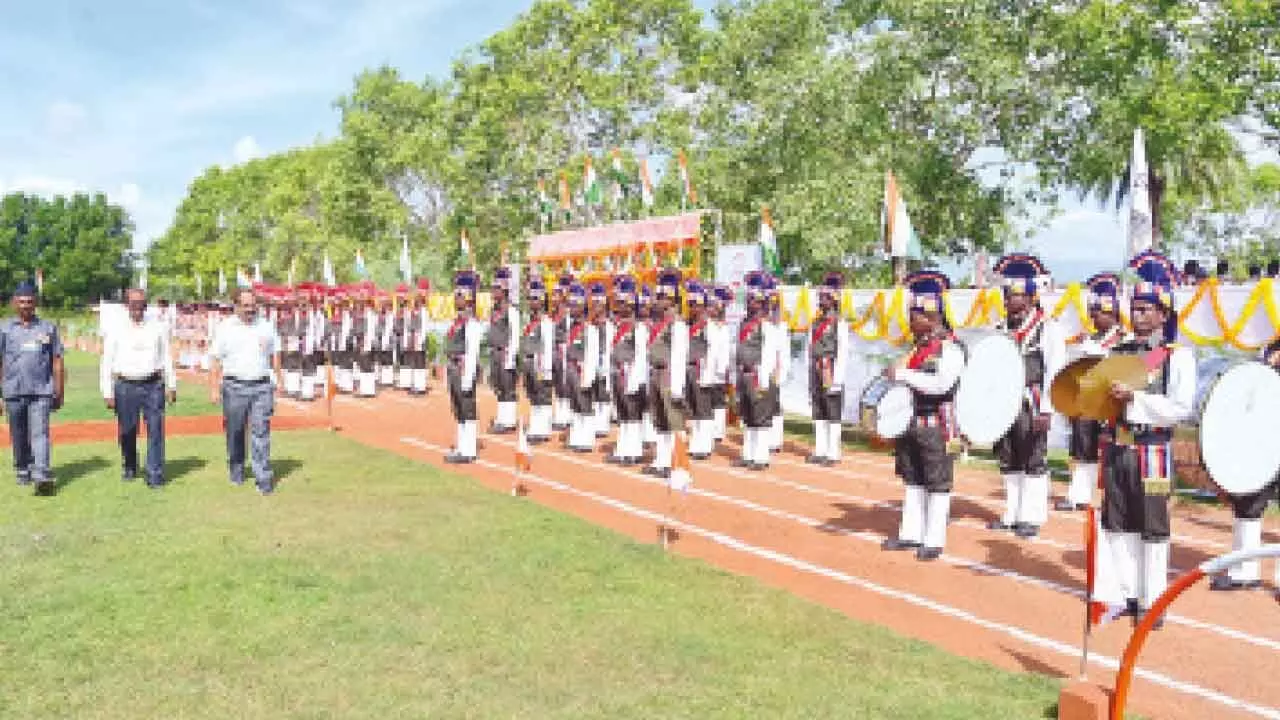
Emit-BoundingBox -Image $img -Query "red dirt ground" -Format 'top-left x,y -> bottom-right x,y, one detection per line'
0,413 -> 327,446
26,363 -> 1280,719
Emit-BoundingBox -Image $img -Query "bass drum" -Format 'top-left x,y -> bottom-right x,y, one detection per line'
859,376 -> 914,440
952,329 -> 1026,446
1196,359 -> 1280,496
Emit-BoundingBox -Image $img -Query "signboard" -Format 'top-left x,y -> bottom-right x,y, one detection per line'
715,243 -> 762,285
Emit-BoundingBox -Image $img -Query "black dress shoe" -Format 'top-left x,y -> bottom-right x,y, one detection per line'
1013,523 -> 1040,539
445,453 -> 475,464
916,546 -> 942,561
122,469 -> 137,482
732,458 -> 750,468
819,458 -> 837,467
805,454 -> 822,464
1135,608 -> 1165,630
605,455 -> 622,464
15,475 -> 32,487
33,480 -> 56,497
750,463 -> 768,472
690,453 -> 710,461
882,538 -> 921,551
1209,575 -> 1262,592
987,520 -> 1012,531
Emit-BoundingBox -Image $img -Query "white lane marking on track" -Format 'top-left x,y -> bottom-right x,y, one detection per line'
400,435 -> 1280,720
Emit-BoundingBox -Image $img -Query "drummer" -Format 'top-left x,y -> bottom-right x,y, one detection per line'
1095,250 -> 1196,628
807,272 -> 850,467
735,271 -> 777,470
1211,335 -> 1280,593
1058,273 -> 1125,512
989,253 -> 1067,540
881,271 -> 965,561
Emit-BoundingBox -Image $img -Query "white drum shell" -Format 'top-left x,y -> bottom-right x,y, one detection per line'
859,377 -> 913,440
952,329 -> 1026,446
1197,360 -> 1280,496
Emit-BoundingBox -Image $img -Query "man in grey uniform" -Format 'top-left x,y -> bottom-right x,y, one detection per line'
209,287 -> 282,495
0,281 -> 65,496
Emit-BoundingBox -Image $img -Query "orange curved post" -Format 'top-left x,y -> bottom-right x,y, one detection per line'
1108,567 -> 1205,719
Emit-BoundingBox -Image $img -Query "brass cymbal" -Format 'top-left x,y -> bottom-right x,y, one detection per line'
1076,354 -> 1149,421
1050,356 -> 1101,418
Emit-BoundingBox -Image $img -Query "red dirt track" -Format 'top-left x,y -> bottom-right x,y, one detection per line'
0,413 -> 327,445
33,366 -> 1280,719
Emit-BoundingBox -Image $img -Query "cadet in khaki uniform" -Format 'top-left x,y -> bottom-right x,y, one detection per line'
807,272 -> 850,466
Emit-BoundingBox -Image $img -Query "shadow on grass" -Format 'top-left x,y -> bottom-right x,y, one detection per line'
54,455 -> 110,490
273,457 -> 303,481
165,456 -> 208,483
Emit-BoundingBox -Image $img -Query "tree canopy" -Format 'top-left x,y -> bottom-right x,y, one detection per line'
0,192 -> 134,308
147,0 -> 1279,293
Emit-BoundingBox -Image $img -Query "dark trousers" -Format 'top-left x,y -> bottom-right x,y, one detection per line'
736,371 -> 775,429
1101,443 -> 1171,541
448,362 -> 477,421
648,370 -> 684,431
710,383 -> 726,410
5,395 -> 51,483
894,422 -> 954,492
1069,418 -> 1102,462
1230,482 -> 1279,520
611,372 -> 645,422
282,351 -> 303,372
222,379 -> 274,490
685,370 -> 714,421
114,378 -> 165,486
405,349 -> 427,370
355,349 -> 375,373
490,363 -> 518,402
523,369 -> 553,406
995,404 -> 1048,474
567,368 -> 593,413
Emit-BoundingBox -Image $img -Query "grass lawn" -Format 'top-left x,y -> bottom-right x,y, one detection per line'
0,431 -> 1061,719
39,349 -> 216,424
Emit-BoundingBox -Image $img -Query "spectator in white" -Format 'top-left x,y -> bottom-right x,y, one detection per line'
209,288 -> 282,495
100,288 -> 177,487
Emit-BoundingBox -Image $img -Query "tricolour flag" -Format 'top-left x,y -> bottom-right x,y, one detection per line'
354,249 -> 367,277
35,268 -> 44,294
677,149 -> 697,205
759,205 -> 779,274
559,171 -> 572,222
196,273 -> 203,298
287,258 -> 297,287
640,157 -> 654,209
537,177 -> 552,222
882,169 -> 922,260
236,267 -> 251,288
610,148 -> 625,205
460,228 -> 474,268
1128,127 -> 1154,256
584,156 -> 601,206
218,268 -> 227,295
322,251 -> 335,286
399,236 -> 412,283
253,262 -> 263,284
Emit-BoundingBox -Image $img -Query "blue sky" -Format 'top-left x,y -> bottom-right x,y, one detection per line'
0,1 -> 1271,282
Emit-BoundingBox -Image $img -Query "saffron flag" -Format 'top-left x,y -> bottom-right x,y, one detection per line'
670,432 -> 693,492
759,206 -> 779,274
515,421 -> 532,473
640,157 -> 654,209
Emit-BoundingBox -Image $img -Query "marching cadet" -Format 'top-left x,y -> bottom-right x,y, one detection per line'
279,291 -> 306,398
334,290 -> 355,394
1211,334 -> 1280,592
299,287 -> 324,402
644,269 -> 688,478
551,274 -> 573,431
638,284 -> 658,448
519,276 -> 555,443
589,282 -> 613,439
881,272 -> 965,561
563,283 -> 599,452
990,254 -> 1066,539
1058,273 -> 1124,512
394,285 -> 413,391
735,271 -> 777,470
684,280 -> 717,460
488,268 -> 520,434
606,275 -> 647,465
405,280 -> 431,395
710,285 -> 734,443
445,270 -> 484,464
375,292 -> 396,387
1093,251 -> 1195,628
356,289 -> 380,397
765,277 -> 789,453
807,272 -> 850,467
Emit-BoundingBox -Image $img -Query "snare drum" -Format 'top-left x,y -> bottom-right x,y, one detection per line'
1196,359 -> 1280,496
952,329 -> 1026,446
859,376 -> 913,440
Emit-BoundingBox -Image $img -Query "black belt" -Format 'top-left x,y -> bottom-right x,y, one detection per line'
225,377 -> 270,384
116,372 -> 161,384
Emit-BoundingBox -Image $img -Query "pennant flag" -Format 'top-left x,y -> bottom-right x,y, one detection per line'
640,157 -> 655,209
1128,127 -> 1154,256
610,148 -> 626,205
559,171 -> 572,222
399,236 -> 412,283
583,155 -> 602,207
322,251 -> 336,286
537,176 -> 552,222
460,228 -> 472,268
677,149 -> 697,205
218,268 -> 227,295
515,421 -> 532,473
882,169 -> 922,260
287,258 -> 297,287
35,268 -> 44,294
759,205 -> 780,274
253,262 -> 263,284
354,249 -> 367,278
670,432 -> 694,492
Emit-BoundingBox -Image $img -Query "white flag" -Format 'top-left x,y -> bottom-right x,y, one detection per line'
1128,127 -> 1154,256
218,268 -> 227,295
322,251 -> 336,286
399,236 -> 412,283
253,262 -> 262,283
196,273 -> 203,298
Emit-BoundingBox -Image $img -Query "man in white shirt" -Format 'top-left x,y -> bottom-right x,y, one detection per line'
209,288 -> 282,495
100,288 -> 177,488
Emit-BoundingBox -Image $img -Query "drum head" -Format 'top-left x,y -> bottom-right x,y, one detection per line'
1198,361 -> 1280,495
876,384 -> 914,439
954,331 -> 1026,445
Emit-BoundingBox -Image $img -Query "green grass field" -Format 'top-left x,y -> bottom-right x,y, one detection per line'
0,431 -> 1062,719
41,349 -> 215,424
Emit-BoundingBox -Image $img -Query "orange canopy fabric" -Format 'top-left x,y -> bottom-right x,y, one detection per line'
528,212 -> 704,261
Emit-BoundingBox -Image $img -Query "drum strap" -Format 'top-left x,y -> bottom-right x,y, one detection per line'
738,317 -> 761,343
906,338 -> 942,370
811,316 -> 834,344
447,316 -> 466,339
611,322 -> 633,349
649,316 -> 674,343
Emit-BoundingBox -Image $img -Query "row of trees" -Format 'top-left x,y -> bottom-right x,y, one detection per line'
0,192 -> 134,308
146,0 -> 1279,294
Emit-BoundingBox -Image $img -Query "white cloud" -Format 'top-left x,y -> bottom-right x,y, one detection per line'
46,101 -> 87,137
232,135 -> 263,164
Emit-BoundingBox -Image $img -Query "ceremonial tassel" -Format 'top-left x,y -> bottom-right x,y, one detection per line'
325,355 -> 338,431
513,420 -> 532,496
